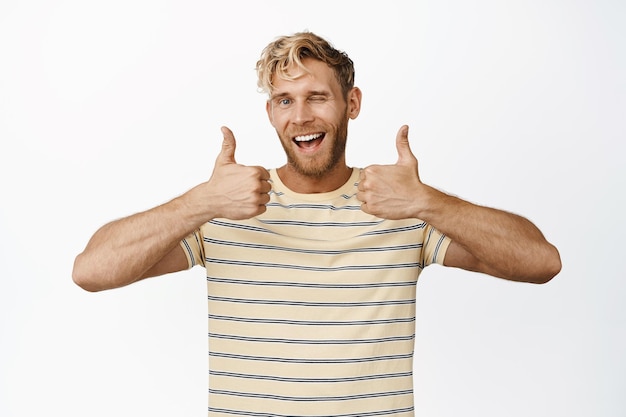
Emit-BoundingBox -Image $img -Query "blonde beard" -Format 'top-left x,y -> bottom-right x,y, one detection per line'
278,117 -> 349,179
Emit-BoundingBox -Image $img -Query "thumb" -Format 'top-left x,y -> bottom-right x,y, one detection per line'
217,126 -> 237,165
395,125 -> 416,166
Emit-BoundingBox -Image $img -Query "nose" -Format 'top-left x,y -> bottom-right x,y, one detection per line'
293,101 -> 314,125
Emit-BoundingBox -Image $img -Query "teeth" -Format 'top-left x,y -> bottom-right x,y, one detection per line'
294,133 -> 323,142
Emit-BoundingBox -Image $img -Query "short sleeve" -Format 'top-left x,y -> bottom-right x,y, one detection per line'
421,223 -> 451,267
180,229 -> 205,269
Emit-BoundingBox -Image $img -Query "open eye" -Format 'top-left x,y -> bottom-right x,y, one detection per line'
274,97 -> 292,108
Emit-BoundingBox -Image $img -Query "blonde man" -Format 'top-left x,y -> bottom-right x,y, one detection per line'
74,32 -> 560,416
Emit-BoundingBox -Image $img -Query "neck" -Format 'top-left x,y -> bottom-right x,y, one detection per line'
277,163 -> 352,194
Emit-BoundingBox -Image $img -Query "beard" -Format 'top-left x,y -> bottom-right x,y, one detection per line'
278,115 -> 349,179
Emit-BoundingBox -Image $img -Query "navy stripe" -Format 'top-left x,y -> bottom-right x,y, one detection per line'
266,202 -> 361,211
181,239 -> 196,267
208,314 -> 415,326
425,227 -> 435,253
207,406 -> 414,417
433,233 -> 447,264
205,258 -> 422,271
208,220 -> 275,234
209,388 -> 413,402
207,276 -> 416,289
203,238 -> 423,255
208,333 -> 415,345
209,351 -> 413,364
209,370 -> 412,383
208,295 -> 415,307
260,219 -> 384,227
360,222 -> 427,236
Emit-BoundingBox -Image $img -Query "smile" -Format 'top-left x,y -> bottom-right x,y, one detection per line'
293,132 -> 325,149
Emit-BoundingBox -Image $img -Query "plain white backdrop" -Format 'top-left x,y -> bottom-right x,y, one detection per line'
1,0 -> 624,416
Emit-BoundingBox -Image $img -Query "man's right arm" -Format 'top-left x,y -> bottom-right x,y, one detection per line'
72,127 -> 271,292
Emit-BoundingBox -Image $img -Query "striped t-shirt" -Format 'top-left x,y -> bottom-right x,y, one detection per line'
181,167 -> 450,417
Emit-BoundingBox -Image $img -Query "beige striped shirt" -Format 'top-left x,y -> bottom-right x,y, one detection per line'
181,167 -> 450,417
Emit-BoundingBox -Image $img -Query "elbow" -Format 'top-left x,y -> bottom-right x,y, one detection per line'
529,244 -> 562,285
72,271 -> 101,293
72,253 -> 140,292
72,254 -> 105,292
499,244 -> 561,284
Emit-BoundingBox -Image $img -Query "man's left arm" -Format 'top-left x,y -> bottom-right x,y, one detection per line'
356,125 -> 561,284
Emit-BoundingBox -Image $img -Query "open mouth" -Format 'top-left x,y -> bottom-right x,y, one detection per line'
293,132 -> 325,149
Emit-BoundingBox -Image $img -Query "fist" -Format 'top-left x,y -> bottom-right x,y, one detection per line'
205,126 -> 271,220
356,125 -> 424,220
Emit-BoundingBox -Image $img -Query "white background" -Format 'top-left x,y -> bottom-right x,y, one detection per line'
1,1 -> 624,416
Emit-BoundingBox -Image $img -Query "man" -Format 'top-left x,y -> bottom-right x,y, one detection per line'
73,32 -> 561,416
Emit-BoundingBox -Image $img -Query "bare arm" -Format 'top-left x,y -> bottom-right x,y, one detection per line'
414,187 -> 561,282
72,194 -> 204,292
72,127 -> 271,292
356,125 -> 561,284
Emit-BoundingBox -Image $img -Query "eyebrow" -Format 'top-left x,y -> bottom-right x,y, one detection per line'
269,92 -> 290,101
307,90 -> 331,97
270,90 -> 331,101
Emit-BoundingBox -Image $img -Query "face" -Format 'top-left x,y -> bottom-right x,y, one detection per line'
266,58 -> 361,179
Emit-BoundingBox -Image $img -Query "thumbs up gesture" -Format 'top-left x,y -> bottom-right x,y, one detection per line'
203,126 -> 271,220
357,125 -> 426,220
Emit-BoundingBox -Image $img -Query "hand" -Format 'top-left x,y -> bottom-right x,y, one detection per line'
204,126 -> 271,220
357,125 -> 426,220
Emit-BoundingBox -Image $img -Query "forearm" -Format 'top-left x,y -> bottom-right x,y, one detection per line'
73,127 -> 272,292
72,186 -> 211,291
357,126 -> 560,283
416,185 -> 561,282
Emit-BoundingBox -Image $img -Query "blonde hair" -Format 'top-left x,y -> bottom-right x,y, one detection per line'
256,32 -> 355,97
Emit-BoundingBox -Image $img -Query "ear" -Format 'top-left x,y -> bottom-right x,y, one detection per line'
266,100 -> 275,126
347,87 -> 362,120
